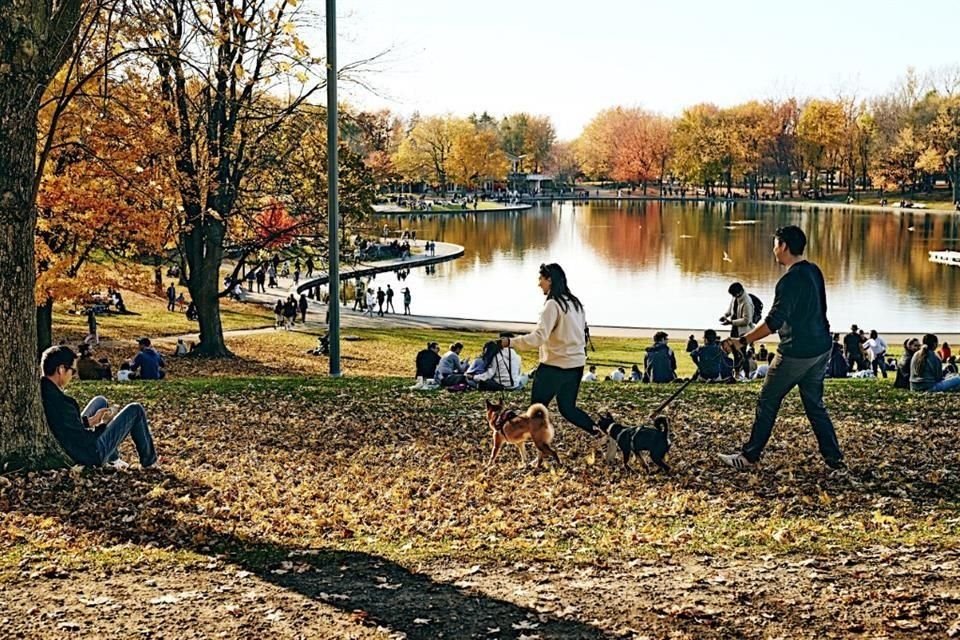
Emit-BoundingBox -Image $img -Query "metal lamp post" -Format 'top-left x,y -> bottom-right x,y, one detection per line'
326,0 -> 341,377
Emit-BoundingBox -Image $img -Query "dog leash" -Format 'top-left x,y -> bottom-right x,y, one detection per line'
648,349 -> 726,418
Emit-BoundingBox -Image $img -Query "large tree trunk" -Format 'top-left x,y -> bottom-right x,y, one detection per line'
184,219 -> 230,357
0,75 -> 63,468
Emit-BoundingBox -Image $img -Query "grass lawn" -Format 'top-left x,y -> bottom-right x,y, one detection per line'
3,318 -> 959,638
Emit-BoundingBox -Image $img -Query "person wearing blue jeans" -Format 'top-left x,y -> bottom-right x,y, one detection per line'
40,345 -> 158,469
910,333 -> 960,393
719,226 -> 845,471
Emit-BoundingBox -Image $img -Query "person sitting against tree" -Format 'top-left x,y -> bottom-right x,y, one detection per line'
76,343 -> 112,381
910,333 -> 960,393
40,345 -> 159,470
130,337 -> 166,380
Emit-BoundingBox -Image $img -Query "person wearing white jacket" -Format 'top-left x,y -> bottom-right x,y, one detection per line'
471,343 -> 525,390
500,263 -> 600,437
720,282 -> 756,338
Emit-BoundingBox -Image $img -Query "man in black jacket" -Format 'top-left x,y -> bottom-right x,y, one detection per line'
414,342 -> 441,382
40,345 -> 158,469
719,226 -> 844,471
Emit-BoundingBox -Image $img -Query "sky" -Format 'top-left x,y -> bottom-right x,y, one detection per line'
312,0 -> 958,139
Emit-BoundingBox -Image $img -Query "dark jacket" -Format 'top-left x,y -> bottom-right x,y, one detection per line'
895,351 -> 914,389
644,342 -> 676,383
132,348 -> 165,380
40,377 -> 100,465
77,354 -> 110,381
765,261 -> 831,358
843,332 -> 861,357
827,342 -> 848,378
298,296 -> 309,312
415,349 -> 441,379
691,342 -> 724,379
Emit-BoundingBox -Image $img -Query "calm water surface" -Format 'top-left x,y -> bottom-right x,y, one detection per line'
377,202 -> 960,333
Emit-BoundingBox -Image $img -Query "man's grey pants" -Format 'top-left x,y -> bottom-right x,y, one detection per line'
742,350 -> 843,464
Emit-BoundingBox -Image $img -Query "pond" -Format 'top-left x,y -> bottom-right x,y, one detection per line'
376,201 -> 960,333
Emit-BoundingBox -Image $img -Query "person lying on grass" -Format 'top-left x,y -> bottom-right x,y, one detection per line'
40,345 -> 159,470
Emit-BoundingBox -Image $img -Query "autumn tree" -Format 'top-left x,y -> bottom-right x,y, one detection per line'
671,104 -> 727,195
394,115 -> 458,193
1,0 -> 83,466
545,141 -> 582,187
797,99 -> 846,194
577,108 -> 620,181
129,0 -> 376,356
448,120 -> 509,189
35,72 -> 178,353
928,95 -> 960,202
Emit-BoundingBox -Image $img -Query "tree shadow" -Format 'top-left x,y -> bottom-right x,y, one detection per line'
13,468 -> 618,639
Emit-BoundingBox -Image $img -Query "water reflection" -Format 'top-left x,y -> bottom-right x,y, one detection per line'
379,202 -> 960,332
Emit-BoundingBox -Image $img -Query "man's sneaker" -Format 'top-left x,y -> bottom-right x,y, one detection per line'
825,458 -> 848,477
718,452 -> 755,470
107,458 -> 131,470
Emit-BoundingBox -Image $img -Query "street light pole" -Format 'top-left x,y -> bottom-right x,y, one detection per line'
326,0 -> 341,377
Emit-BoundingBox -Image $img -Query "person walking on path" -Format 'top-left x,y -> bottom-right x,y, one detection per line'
166,282 -> 177,312
86,309 -> 99,345
365,288 -> 377,318
274,300 -> 284,329
386,285 -> 396,314
353,283 -> 364,311
865,329 -> 888,378
719,226 -> 845,471
402,287 -> 412,315
256,267 -> 266,293
376,287 -> 386,317
298,293 -> 309,323
306,257 -> 315,278
501,263 -> 601,438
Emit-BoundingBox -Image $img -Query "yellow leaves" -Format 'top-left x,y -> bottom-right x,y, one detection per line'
292,36 -> 309,58
295,71 -> 309,84
282,22 -> 296,36
233,63 -> 245,79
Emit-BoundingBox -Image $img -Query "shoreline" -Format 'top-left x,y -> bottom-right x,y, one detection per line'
373,203 -> 532,215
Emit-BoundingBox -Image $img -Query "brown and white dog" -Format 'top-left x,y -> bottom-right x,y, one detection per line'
484,399 -> 561,468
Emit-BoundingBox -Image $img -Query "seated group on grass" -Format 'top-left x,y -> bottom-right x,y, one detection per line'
411,340 -> 526,391
894,333 -> 960,393
75,337 -> 167,382
40,345 -> 159,470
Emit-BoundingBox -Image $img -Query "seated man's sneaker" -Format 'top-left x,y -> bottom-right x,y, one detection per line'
718,452 -> 755,470
107,458 -> 131,470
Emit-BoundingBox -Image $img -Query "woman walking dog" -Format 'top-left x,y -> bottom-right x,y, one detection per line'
501,263 -> 601,438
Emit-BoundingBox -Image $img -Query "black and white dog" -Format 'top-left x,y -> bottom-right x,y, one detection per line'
597,413 -> 671,472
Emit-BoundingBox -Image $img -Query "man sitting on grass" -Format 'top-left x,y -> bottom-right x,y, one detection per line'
130,337 -> 166,380
40,345 -> 159,470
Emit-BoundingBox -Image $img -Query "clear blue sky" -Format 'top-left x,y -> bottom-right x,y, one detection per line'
318,0 -> 958,139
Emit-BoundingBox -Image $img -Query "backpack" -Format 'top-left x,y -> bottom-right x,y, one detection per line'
749,294 -> 763,324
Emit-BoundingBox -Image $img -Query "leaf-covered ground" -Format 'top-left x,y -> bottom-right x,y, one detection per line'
3,332 -> 960,639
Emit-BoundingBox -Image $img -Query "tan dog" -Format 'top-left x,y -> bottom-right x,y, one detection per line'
485,399 -> 560,468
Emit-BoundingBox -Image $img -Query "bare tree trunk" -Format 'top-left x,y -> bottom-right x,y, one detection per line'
0,75 -> 64,468
183,220 -> 230,357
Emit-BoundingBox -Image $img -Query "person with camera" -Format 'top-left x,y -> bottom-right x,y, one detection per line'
40,345 -> 159,470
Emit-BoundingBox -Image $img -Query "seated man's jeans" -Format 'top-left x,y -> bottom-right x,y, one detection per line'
82,396 -> 158,466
